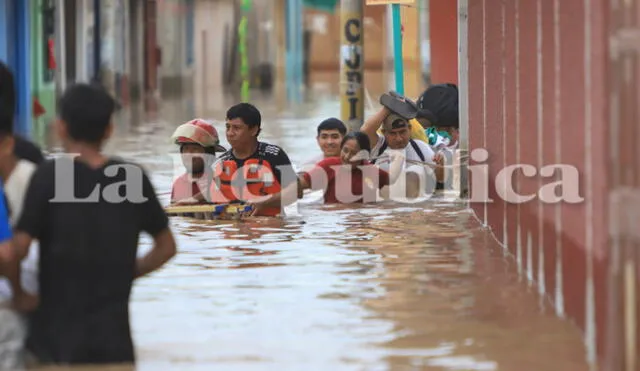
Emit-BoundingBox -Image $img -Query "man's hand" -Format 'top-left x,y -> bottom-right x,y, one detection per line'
0,241 -> 13,265
433,152 -> 445,165
433,151 -> 445,183
388,149 -> 406,164
246,195 -> 274,217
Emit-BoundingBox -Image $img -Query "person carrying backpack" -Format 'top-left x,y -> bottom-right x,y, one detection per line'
360,103 -> 437,199
416,83 -> 460,190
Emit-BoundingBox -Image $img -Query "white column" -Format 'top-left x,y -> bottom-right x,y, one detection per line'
457,0 -> 469,199
56,0 -> 67,91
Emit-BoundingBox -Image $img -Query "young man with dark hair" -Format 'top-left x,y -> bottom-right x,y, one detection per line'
315,117 -> 347,159
301,117 -> 347,168
210,102 -> 297,216
4,83 -> 177,366
0,62 -> 45,165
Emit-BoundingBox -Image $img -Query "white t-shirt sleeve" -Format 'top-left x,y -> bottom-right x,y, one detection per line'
413,140 -> 436,165
369,134 -> 386,161
5,160 -> 37,226
1,160 -> 39,297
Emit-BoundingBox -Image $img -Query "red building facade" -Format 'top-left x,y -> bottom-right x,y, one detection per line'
430,0 -> 640,369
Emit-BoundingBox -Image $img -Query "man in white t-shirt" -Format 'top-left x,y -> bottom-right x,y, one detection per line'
0,61 -> 41,370
360,106 -> 436,199
2,159 -> 39,293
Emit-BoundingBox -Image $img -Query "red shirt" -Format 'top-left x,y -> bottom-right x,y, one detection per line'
171,172 -> 212,203
301,157 -> 390,204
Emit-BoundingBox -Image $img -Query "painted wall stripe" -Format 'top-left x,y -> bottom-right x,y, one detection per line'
501,0 -> 508,256
583,0 -> 596,364
515,0 -> 523,276
457,0 -> 470,201
553,0 -> 564,319
482,0 -> 487,226
536,0 -> 545,297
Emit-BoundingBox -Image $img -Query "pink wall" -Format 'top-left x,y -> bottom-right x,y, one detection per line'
465,0 -> 640,368
429,0 -> 458,84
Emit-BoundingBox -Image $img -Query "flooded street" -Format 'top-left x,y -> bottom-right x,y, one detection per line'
34,85 -> 589,370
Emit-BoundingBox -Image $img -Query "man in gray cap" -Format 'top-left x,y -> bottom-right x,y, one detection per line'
360,105 -> 436,199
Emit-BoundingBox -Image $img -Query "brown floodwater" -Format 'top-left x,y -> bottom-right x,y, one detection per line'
28,74 -> 589,370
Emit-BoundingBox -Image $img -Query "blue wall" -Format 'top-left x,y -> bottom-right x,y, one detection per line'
0,0 -> 32,138
0,1 -> 9,61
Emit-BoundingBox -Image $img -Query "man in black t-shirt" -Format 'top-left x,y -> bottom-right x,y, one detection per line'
14,135 -> 45,164
209,103 -> 297,216
5,83 -> 177,365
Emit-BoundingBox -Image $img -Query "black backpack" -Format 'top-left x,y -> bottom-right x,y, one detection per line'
417,83 -> 459,128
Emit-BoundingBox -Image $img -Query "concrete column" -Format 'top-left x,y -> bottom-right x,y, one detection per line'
56,0 -> 67,91
400,4 -> 421,99
339,0 -> 364,131
273,0 -> 286,110
285,0 -> 303,102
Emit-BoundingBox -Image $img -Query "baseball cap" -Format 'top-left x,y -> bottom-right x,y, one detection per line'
382,113 -> 409,131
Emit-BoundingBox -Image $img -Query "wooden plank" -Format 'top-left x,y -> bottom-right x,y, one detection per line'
165,204 -> 253,217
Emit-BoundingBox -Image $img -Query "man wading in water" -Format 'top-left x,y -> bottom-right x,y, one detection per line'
2,83 -> 177,366
248,131 -> 405,212
209,103 -> 298,216
301,118 -> 347,168
360,106 -> 437,199
170,119 -> 226,204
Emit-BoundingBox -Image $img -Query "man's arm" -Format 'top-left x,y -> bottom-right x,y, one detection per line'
386,150 -> 406,185
10,164 -> 51,310
2,201 -> 38,312
249,157 -> 335,214
137,170 -> 177,278
269,146 -> 298,190
135,228 -> 176,278
0,186 -> 14,278
249,176 -> 310,215
360,106 -> 390,152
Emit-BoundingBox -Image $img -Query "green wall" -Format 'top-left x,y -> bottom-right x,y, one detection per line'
30,0 -> 56,141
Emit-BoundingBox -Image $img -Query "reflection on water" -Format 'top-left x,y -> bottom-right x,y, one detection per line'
28,76 -> 588,370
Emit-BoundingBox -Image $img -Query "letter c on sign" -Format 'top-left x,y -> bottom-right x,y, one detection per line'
345,19 -> 361,43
